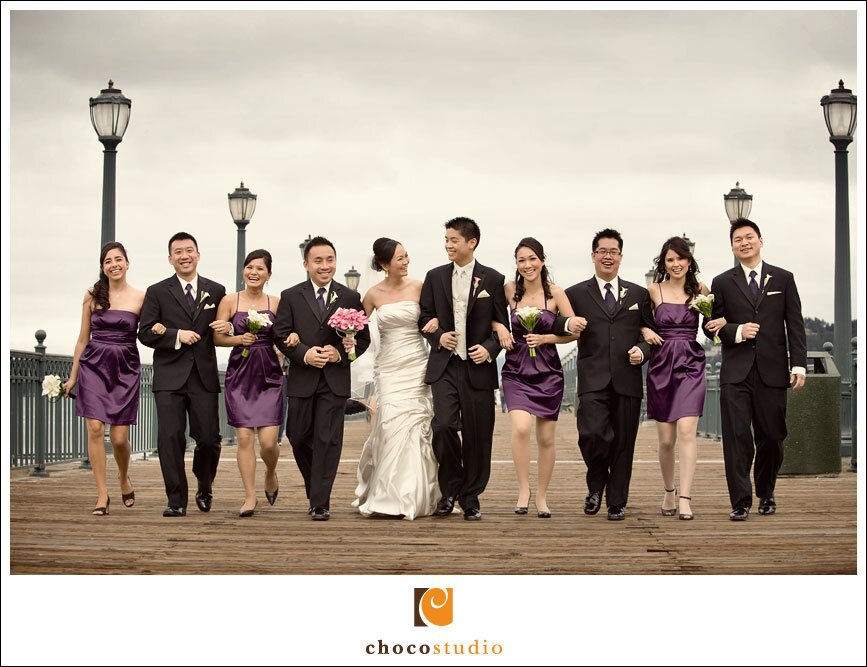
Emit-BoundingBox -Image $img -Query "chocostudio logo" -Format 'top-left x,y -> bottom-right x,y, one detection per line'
414,587 -> 453,627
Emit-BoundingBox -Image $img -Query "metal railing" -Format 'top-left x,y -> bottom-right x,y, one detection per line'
697,362 -> 723,440
10,331 -> 235,472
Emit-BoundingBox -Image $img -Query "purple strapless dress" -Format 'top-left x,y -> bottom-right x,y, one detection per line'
500,309 -> 564,421
76,309 -> 141,425
646,303 -> 706,422
224,310 -> 283,428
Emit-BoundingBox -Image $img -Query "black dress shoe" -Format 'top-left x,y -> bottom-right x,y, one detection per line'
162,506 -> 186,517
607,506 -> 625,521
195,491 -> 213,513
729,507 -> 749,521
433,496 -> 456,516
758,496 -> 776,515
265,488 -> 279,506
239,500 -> 258,518
463,508 -> 481,521
583,491 -> 603,515
311,507 -> 330,521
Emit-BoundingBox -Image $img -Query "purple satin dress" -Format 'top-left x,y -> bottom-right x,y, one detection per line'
76,309 -> 141,425
500,309 -> 564,421
646,303 -> 706,422
224,309 -> 283,428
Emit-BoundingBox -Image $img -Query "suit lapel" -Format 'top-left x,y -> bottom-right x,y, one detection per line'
611,278 -> 627,318
302,282 -> 324,322
467,264 -> 484,316
755,265 -> 773,310
323,283 -> 344,322
586,278 -> 610,318
191,278 -> 208,322
168,277 -> 191,318
729,266 -> 754,306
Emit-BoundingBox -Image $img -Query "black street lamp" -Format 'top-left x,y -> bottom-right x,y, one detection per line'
299,234 -> 313,260
344,266 -> 361,291
821,79 -> 857,469
228,182 -> 257,292
89,80 -> 131,248
724,182 -> 752,267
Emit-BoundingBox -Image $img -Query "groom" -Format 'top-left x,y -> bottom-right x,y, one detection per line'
274,236 -> 370,521
419,217 -> 508,521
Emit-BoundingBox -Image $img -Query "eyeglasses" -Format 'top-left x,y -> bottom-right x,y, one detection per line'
594,249 -> 621,258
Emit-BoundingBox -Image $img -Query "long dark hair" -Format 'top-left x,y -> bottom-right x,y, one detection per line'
90,242 -> 129,311
513,237 -> 552,304
652,236 -> 700,300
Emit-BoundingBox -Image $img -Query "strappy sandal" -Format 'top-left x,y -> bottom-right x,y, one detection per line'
92,496 -> 110,516
660,487 -> 677,516
122,477 -> 135,508
679,495 -> 694,521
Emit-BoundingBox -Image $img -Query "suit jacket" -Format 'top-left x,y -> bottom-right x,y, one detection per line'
563,277 -> 653,398
706,263 -> 807,387
273,280 -> 371,398
137,275 -> 226,392
418,261 -> 509,390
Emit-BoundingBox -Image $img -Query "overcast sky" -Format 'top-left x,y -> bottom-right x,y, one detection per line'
4,7 -> 862,362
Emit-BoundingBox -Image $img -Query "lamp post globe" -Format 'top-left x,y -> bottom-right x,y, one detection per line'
344,266 -> 361,292
228,182 -> 257,292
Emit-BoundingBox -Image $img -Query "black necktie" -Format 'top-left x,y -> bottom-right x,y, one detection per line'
317,287 -> 326,312
604,283 -> 617,313
185,283 -> 196,310
749,270 -> 760,299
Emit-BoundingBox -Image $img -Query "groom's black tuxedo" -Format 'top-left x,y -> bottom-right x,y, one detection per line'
563,277 -> 654,511
419,261 -> 508,512
138,275 -> 226,509
707,262 -> 806,510
273,280 -> 370,511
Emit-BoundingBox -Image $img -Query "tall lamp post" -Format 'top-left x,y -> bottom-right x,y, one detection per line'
228,182 -> 257,292
724,182 -> 752,268
89,81 -> 131,248
344,266 -> 361,291
821,80 -> 857,470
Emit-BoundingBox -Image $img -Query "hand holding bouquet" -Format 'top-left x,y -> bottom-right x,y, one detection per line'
42,374 -> 65,402
328,308 -> 369,361
242,309 -> 273,358
515,306 -> 542,357
689,294 -> 720,344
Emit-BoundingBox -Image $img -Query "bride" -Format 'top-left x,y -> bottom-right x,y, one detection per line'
350,238 -> 440,519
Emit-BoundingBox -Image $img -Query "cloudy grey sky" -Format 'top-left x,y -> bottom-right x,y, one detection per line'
5,8 -> 861,362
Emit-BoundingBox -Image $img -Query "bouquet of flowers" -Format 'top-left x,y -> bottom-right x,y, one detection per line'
242,309 -> 273,358
328,308 -> 369,361
515,306 -> 542,357
42,374 -> 65,402
689,294 -> 720,344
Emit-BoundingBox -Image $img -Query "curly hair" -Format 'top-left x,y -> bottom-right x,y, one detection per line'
90,242 -> 129,311
513,237 -> 553,304
651,236 -> 700,300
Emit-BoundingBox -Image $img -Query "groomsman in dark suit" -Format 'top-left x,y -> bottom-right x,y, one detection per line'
707,218 -> 806,521
564,229 -> 654,520
138,232 -> 230,517
419,217 -> 509,521
273,237 -> 370,521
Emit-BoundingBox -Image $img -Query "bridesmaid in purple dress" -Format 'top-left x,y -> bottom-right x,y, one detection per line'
213,249 -> 285,517
496,238 -> 577,518
643,237 -> 726,520
65,242 -> 144,515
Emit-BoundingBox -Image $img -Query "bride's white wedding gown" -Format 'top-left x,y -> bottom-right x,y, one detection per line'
352,301 -> 439,519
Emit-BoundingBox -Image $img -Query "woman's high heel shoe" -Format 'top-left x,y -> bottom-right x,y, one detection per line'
265,487 -> 279,506
678,495 -> 694,521
92,496 -> 110,516
239,500 -> 258,518
122,477 -> 135,508
660,487 -> 677,516
514,490 -> 531,515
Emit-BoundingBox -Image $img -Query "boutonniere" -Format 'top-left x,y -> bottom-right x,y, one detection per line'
329,291 -> 339,305
619,287 -> 628,300
763,274 -> 772,289
199,291 -> 210,303
472,276 -> 481,297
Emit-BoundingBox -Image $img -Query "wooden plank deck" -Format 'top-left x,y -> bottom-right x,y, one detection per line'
9,413 -> 856,574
